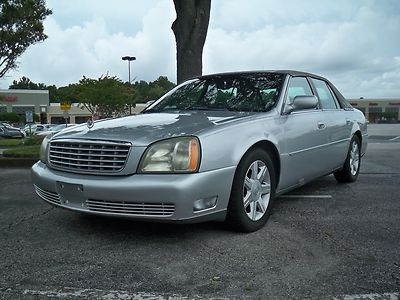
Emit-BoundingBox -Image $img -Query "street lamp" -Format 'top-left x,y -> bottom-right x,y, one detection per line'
122,56 -> 136,115
122,56 -> 136,84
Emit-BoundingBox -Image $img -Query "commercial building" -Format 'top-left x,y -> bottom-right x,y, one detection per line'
0,89 -> 49,121
349,98 -> 400,123
1,89 -> 147,124
46,103 -> 91,124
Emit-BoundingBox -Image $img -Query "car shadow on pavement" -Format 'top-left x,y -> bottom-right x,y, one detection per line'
60,212 -> 235,240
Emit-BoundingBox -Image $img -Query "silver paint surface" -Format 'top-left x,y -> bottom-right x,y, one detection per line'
31,71 -> 368,222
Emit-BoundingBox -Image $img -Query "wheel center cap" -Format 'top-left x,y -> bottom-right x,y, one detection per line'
251,181 -> 262,201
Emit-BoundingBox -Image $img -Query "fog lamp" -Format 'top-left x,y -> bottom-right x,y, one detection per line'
193,196 -> 218,212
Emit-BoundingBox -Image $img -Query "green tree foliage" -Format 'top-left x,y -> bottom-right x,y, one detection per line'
0,112 -> 39,123
9,76 -> 46,89
132,76 -> 176,102
0,111 -> 23,122
153,76 -> 176,91
0,0 -> 52,78
9,76 -> 59,102
46,85 -> 59,102
380,112 -> 398,120
68,75 -> 136,118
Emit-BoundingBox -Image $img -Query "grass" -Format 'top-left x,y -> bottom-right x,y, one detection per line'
1,136 -> 44,159
0,138 -> 23,147
23,135 -> 45,145
3,145 -> 40,158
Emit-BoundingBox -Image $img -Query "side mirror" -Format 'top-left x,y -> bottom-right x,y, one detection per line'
284,95 -> 318,114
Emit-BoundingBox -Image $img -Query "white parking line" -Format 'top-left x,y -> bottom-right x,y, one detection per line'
279,194 -> 333,199
22,288 -> 187,299
389,136 -> 400,141
332,292 -> 399,300
21,288 -> 228,300
5,287 -> 398,300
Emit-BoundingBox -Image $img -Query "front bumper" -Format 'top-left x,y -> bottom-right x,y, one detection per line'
31,161 -> 236,223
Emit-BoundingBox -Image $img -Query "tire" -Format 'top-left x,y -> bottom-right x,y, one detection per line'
334,135 -> 361,183
226,148 -> 276,232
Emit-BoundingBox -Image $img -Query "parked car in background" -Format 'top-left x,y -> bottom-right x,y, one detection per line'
23,123 -> 57,135
23,123 -> 38,135
35,124 -> 57,133
0,122 -> 25,138
35,124 -> 77,137
32,70 -> 368,232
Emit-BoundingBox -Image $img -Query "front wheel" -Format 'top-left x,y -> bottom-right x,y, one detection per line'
334,135 -> 361,183
226,148 -> 276,232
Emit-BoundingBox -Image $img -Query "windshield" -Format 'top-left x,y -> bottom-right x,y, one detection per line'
51,124 -> 68,131
146,73 -> 285,113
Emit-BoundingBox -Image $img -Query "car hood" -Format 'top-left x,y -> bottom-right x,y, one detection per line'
53,111 -> 258,146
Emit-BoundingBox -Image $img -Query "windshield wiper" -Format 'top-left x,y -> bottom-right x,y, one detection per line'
185,105 -> 230,111
185,105 -> 210,110
142,107 -> 181,114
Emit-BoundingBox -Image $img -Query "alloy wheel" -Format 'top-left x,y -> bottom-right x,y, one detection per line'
242,160 -> 271,221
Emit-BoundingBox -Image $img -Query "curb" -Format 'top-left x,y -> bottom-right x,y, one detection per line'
0,157 -> 37,168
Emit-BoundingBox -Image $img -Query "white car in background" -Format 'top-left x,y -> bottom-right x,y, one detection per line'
35,124 -> 77,137
23,124 -> 55,135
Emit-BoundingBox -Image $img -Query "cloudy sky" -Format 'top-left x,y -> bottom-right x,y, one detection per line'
1,0 -> 399,98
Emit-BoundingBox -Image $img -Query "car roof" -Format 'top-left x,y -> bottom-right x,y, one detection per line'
197,70 -> 327,80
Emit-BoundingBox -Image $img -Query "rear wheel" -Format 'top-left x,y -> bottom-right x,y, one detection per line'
226,148 -> 276,232
334,135 -> 361,183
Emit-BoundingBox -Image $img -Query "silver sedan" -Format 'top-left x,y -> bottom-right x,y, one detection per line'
31,70 -> 368,232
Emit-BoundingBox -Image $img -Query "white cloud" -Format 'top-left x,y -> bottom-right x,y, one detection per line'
0,0 -> 176,88
1,0 -> 399,98
45,0 -> 162,35
204,1 -> 400,98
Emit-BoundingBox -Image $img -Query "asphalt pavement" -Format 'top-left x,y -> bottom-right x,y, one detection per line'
0,124 -> 399,299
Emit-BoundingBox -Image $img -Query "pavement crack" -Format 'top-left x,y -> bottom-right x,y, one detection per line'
4,207 -> 55,230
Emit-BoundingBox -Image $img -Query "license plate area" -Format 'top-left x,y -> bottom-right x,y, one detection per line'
56,182 -> 87,208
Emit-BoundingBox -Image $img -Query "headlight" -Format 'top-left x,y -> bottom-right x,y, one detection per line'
39,134 -> 53,164
139,137 -> 200,173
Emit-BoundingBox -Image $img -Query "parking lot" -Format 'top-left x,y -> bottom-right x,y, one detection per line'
0,124 -> 399,300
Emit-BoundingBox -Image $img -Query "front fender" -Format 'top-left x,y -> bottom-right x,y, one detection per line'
198,116 -> 282,172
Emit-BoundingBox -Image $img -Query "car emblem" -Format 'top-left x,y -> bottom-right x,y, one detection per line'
87,118 -> 94,129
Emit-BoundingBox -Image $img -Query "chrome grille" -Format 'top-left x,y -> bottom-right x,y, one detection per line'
49,140 -> 131,174
86,199 -> 175,216
34,185 -> 61,205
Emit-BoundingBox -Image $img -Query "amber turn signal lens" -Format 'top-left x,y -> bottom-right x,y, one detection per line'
189,138 -> 200,171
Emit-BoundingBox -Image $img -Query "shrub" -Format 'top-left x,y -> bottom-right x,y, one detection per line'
3,145 -> 40,158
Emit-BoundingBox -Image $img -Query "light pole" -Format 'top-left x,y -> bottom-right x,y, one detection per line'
122,56 -> 136,114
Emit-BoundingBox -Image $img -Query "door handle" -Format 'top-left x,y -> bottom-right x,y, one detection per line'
317,122 -> 325,130
346,118 -> 352,125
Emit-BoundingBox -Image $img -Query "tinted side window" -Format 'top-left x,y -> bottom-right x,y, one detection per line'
311,78 -> 338,109
286,77 -> 313,104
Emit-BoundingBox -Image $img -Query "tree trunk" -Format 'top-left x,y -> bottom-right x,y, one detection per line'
172,0 -> 211,84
